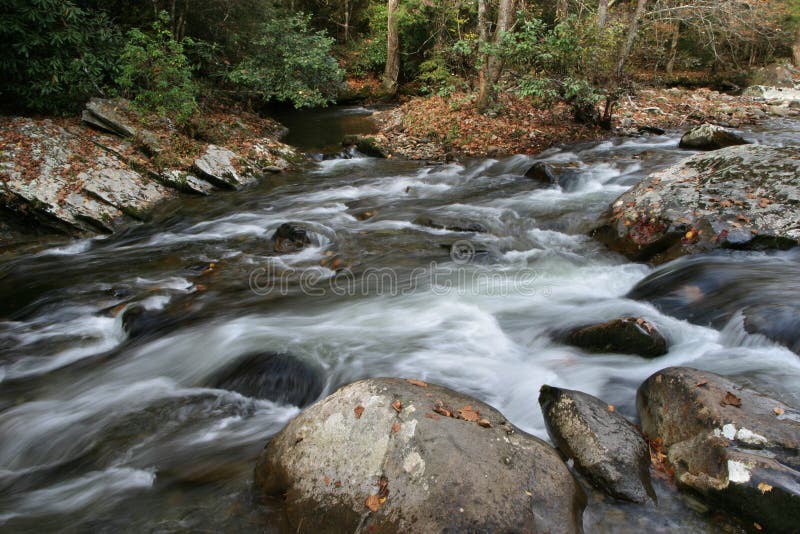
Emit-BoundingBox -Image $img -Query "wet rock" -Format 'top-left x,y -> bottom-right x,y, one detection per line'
272,222 -> 313,253
121,304 -> 185,340
353,209 -> 378,221
256,378 -> 585,533
743,85 -> 800,102
562,317 -> 667,358
592,144 -> 800,263
342,134 -> 389,158
157,170 -> 214,195
748,63 -> 798,88
209,352 -> 323,407
81,163 -> 173,220
539,385 -> 654,503
81,98 -> 137,138
524,162 -> 558,185
638,125 -> 666,135
413,215 -> 489,233
627,252 -> 800,353
192,145 -> 255,189
678,124 -> 749,151
637,367 -> 800,532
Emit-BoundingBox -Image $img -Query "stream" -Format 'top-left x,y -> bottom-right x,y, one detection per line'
1,108 -> 799,532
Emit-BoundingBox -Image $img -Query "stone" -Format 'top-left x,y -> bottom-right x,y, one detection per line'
748,63 -> 798,88
637,367 -> 800,532
209,352 -> 323,407
524,162 -> 558,185
562,317 -> 668,358
413,215 -> 489,234
256,378 -> 585,533
272,222 -> 313,253
157,170 -> 214,195
192,145 -> 255,189
342,134 -> 389,158
678,124 -> 749,151
81,98 -> 137,138
592,144 -> 800,263
539,385 -> 654,503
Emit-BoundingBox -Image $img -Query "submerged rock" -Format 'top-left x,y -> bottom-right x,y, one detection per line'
627,252 -> 800,354
562,317 -> 667,358
342,134 -> 389,158
272,222 -> 313,253
413,215 -> 489,233
678,124 -> 749,151
209,352 -> 323,407
256,378 -> 585,533
592,144 -> 800,263
539,385 -> 654,503
637,367 -> 800,532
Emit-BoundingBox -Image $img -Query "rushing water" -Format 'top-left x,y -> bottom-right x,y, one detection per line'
1,108 -> 799,532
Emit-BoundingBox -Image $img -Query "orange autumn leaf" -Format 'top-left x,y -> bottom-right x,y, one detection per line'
458,405 -> 481,422
721,391 -> 742,408
391,400 -> 402,413
406,378 -> 428,388
365,494 -> 381,512
391,422 -> 401,433
354,405 -> 365,419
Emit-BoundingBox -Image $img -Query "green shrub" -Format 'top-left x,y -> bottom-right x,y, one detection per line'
115,12 -> 198,123
0,0 -> 120,113
228,13 -> 344,108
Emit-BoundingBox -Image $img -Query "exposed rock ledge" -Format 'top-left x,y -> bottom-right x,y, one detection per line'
592,144 -> 800,263
0,99 -> 298,238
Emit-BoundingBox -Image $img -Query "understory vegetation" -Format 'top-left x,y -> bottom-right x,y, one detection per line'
1,0 -> 798,128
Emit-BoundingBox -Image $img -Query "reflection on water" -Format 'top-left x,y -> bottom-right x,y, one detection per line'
0,109 -> 799,531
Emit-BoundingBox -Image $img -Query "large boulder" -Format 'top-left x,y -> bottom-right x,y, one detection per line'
272,222 -> 313,253
562,317 -> 667,358
524,162 -> 559,185
209,352 -> 323,407
637,367 -> 800,532
678,123 -> 749,151
256,378 -> 585,533
627,252 -> 800,354
342,134 -> 389,158
539,385 -> 654,503
592,144 -> 800,263
192,145 -> 255,189
748,63 -> 797,89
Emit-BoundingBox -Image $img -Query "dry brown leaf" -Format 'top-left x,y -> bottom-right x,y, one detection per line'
458,405 -> 481,422
391,400 -> 402,413
334,480 -> 342,488
323,475 -> 330,485
696,379 -> 708,387
774,406 -> 785,416
391,422 -> 401,434
406,378 -> 428,388
607,405 -> 615,412
426,412 -> 440,420
754,523 -> 762,531
721,391 -> 742,408
757,482 -> 773,493
478,418 -> 492,428
354,405 -> 365,419
365,494 -> 381,512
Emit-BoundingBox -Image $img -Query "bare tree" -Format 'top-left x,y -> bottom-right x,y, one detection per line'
597,0 -> 608,27
615,0 -> 649,78
556,0 -> 570,22
477,0 -> 516,112
383,0 -> 400,93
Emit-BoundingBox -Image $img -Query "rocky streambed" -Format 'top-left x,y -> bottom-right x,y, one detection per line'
0,105 -> 798,532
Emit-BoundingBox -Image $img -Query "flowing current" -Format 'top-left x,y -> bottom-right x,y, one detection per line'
1,108 -> 799,532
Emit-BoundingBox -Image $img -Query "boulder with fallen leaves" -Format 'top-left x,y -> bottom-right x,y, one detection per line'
255,377 -> 585,533
637,366 -> 800,531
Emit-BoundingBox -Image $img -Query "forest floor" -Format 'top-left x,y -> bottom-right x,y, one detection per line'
368,84 -> 796,160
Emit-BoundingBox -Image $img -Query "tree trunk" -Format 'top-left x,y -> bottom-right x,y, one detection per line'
614,0 -> 648,78
793,26 -> 800,67
556,0 -> 569,23
596,0 -> 608,27
383,0 -> 400,94
665,23 -> 680,76
477,0 -> 515,112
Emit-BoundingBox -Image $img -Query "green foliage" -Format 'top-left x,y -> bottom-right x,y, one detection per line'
228,13 -> 344,108
0,0 -> 120,113
507,16 -> 623,124
116,13 -> 198,123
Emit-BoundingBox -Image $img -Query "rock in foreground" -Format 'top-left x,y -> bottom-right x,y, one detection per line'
563,317 -> 667,357
539,385 -> 654,503
593,144 -> 800,263
678,123 -> 749,151
256,378 -> 584,533
638,367 -> 800,532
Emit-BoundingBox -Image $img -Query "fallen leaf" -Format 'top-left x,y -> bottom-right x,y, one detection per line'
774,406 -> 785,416
607,405 -> 615,412
323,476 -> 330,485
758,482 -> 773,493
391,400 -> 402,413
721,391 -> 742,408
754,522 -> 762,531
406,378 -> 428,387
478,418 -> 492,428
458,405 -> 481,422
334,480 -> 342,488
696,379 -> 708,387
365,494 -> 381,512
391,422 -> 401,433
354,405 -> 365,419
425,412 -> 440,420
